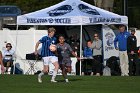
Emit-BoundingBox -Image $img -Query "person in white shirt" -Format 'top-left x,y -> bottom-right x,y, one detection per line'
2,43 -> 15,73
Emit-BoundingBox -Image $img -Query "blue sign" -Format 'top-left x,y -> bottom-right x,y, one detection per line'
47,5 -> 73,17
78,4 -> 100,15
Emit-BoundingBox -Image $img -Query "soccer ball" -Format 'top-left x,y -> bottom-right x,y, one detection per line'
49,44 -> 57,52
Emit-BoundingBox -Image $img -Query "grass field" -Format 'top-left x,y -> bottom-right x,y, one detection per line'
0,75 -> 140,93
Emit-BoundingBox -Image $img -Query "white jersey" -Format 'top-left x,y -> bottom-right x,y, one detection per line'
2,49 -> 15,60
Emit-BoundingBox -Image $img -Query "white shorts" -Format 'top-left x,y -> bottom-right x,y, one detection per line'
42,56 -> 58,65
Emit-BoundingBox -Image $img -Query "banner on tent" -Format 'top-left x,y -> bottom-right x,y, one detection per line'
89,17 -> 121,24
27,18 -> 71,24
102,25 -> 119,63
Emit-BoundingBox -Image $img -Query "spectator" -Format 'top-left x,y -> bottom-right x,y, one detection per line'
57,35 -> 79,82
92,33 -> 102,75
92,33 -> 102,63
82,40 -> 93,75
0,51 -> 4,74
82,40 -> 101,76
2,43 -> 15,74
114,25 -> 130,76
127,29 -> 138,76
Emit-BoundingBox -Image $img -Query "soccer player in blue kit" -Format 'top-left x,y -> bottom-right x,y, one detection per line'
35,27 -> 59,83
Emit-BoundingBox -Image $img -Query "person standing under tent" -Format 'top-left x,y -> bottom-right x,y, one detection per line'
34,27 -> 59,83
114,25 -> 130,76
127,29 -> 138,76
92,33 -> 102,76
56,35 -> 79,82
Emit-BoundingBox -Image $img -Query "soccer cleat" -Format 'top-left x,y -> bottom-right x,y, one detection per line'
65,79 -> 69,83
51,80 -> 57,83
38,76 -> 42,83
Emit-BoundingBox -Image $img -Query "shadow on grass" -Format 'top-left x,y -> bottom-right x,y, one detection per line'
57,78 -> 83,82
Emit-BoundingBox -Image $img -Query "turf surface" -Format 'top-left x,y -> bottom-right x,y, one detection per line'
0,75 -> 140,93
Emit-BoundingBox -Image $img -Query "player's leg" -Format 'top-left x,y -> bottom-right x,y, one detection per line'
38,57 -> 49,83
64,60 -> 72,82
60,64 -> 67,80
51,56 -> 59,82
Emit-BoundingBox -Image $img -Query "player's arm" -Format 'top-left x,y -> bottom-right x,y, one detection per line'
35,41 -> 41,55
69,47 -> 80,60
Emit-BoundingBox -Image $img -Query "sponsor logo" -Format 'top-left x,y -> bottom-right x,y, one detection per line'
27,18 -> 71,24
89,17 -> 121,23
78,4 -> 100,15
105,32 -> 115,51
47,5 -> 73,17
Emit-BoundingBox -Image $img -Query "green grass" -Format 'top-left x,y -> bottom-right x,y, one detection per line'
0,75 -> 140,93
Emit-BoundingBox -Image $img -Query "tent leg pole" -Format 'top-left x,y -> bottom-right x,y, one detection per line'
80,25 -> 83,76
13,25 -> 19,74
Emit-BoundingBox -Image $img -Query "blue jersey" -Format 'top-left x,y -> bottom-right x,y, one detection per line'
83,47 -> 93,57
39,36 -> 56,57
114,31 -> 130,51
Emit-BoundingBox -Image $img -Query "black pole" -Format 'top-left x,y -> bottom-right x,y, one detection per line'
124,0 -> 128,16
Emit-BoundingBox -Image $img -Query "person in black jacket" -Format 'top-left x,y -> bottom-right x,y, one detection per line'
127,29 -> 138,76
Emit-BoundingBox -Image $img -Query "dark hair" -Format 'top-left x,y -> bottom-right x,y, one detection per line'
131,29 -> 135,32
6,43 -> 12,48
119,25 -> 126,28
58,34 -> 65,39
87,40 -> 92,43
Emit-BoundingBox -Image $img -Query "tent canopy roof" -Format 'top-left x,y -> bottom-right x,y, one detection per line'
17,0 -> 128,25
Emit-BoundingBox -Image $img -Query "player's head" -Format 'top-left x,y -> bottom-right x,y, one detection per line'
58,35 -> 65,44
48,27 -> 56,37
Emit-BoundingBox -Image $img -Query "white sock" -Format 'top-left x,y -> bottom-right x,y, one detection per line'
51,70 -> 57,80
38,72 -> 44,77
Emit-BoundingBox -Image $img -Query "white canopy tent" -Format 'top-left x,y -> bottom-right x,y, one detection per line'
17,0 -> 127,25
17,0 -> 128,75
